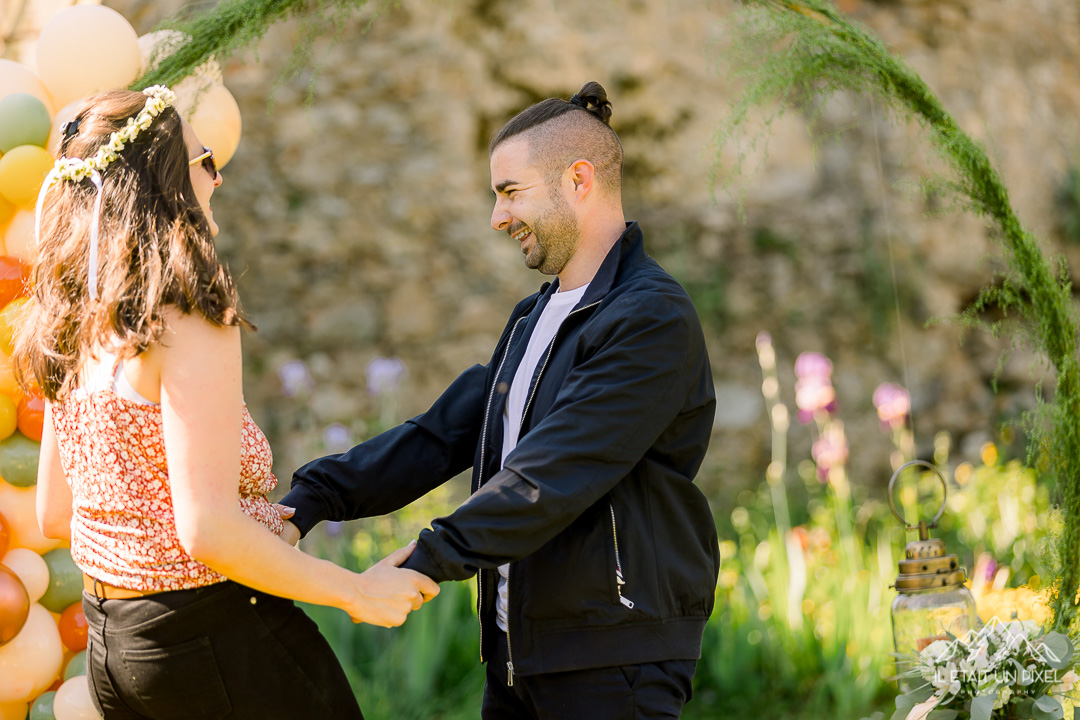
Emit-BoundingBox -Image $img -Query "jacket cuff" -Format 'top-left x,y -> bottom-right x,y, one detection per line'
401,542 -> 447,583
279,482 -> 331,539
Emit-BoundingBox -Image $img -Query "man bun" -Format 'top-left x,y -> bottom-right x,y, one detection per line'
569,81 -> 613,126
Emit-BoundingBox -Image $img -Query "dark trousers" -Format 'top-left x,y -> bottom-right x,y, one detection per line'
82,580 -> 363,720
481,634 -> 696,720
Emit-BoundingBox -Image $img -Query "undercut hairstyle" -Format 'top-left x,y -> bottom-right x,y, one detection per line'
490,81 -> 624,196
16,89 -> 252,402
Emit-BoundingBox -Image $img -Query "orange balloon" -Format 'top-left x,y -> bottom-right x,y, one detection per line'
0,298 -> 28,356
57,603 -> 86,653
0,701 -> 27,720
0,565 -> 28,646
0,511 -> 8,558
186,83 -> 242,169
0,257 -> 30,312
16,393 -> 43,443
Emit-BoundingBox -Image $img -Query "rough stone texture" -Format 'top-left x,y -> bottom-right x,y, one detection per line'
73,0 -> 1080,508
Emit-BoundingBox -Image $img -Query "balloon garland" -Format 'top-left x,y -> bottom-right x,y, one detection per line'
0,4 -> 246,716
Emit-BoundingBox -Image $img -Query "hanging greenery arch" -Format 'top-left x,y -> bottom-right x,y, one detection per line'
711,0 -> 1080,632
136,0 -> 1080,632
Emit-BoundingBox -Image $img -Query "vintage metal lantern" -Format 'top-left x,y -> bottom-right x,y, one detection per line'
889,460 -> 979,691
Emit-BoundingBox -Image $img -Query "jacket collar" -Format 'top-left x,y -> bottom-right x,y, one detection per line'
543,221 -> 644,308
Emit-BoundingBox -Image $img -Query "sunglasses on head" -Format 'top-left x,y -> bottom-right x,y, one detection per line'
188,148 -> 217,178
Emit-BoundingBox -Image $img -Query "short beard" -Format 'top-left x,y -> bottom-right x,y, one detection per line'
526,187 -> 579,275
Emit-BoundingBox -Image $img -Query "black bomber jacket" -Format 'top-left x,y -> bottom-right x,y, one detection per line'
282,222 -> 720,678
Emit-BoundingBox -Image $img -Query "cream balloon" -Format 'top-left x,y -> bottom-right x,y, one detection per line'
35,6 -> 141,109
1,548 -> 48,603
2,210 -> 34,265
47,100 -> 83,156
0,60 -> 55,116
185,83 -> 242,169
53,676 -> 101,720
0,603 -> 64,703
0,479 -> 61,555
0,701 -> 26,720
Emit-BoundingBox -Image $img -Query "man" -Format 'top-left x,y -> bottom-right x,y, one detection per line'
281,81 -> 719,719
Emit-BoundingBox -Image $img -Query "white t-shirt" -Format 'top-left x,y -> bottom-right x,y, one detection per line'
496,282 -> 589,633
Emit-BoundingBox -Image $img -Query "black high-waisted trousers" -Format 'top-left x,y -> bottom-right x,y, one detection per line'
82,580 -> 364,719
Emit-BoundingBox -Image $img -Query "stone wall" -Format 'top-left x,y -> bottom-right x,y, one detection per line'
88,0 -> 1080,509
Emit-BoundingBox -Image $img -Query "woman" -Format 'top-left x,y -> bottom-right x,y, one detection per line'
16,87 -> 438,719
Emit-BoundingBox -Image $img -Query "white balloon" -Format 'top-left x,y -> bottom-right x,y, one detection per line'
54,675 -> 102,720
46,100 -> 84,156
35,6 -> 141,108
0,478 -> 59,555
0,548 -> 48,603
0,603 -> 63,703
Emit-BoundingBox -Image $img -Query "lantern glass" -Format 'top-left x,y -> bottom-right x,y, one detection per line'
891,583 -> 978,692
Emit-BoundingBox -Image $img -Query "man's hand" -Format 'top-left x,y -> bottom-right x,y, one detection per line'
273,504 -> 301,546
344,542 -> 441,627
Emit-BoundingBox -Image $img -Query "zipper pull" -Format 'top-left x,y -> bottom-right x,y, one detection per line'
619,594 -> 635,609
507,661 -> 515,687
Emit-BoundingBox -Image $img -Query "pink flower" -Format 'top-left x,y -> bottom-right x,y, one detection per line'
873,382 -> 910,429
812,424 -> 848,482
794,352 -> 836,422
794,352 -> 833,381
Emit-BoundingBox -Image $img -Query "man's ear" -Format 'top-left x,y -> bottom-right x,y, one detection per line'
565,159 -> 595,198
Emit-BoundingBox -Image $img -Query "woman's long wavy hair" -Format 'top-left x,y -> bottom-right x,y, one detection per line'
16,89 -> 252,402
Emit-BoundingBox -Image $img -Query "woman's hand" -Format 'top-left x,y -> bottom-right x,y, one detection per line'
273,504 -> 300,546
344,542 -> 440,627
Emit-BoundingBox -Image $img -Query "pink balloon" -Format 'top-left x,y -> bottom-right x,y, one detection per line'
1,209 -> 34,265
54,675 -> 101,720
35,6 -> 141,109
0,60 -> 55,116
0,603 -> 64,703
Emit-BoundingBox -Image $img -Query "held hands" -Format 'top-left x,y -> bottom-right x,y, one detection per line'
345,541 -> 440,627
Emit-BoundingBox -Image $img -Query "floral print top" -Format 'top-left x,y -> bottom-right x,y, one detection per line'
52,387 -> 284,592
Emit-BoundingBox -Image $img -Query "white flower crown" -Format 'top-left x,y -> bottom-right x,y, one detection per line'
53,85 -> 177,182
35,85 -> 177,302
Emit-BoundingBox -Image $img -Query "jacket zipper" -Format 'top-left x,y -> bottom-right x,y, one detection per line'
504,299 -> 602,686
477,316 -> 527,666
610,501 -> 635,608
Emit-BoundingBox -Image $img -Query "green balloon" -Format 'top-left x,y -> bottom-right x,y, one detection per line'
64,650 -> 86,681
39,548 -> 82,613
29,690 -> 55,720
0,93 -> 51,154
0,432 -> 40,487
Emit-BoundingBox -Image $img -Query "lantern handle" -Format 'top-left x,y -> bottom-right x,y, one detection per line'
887,459 -> 947,532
